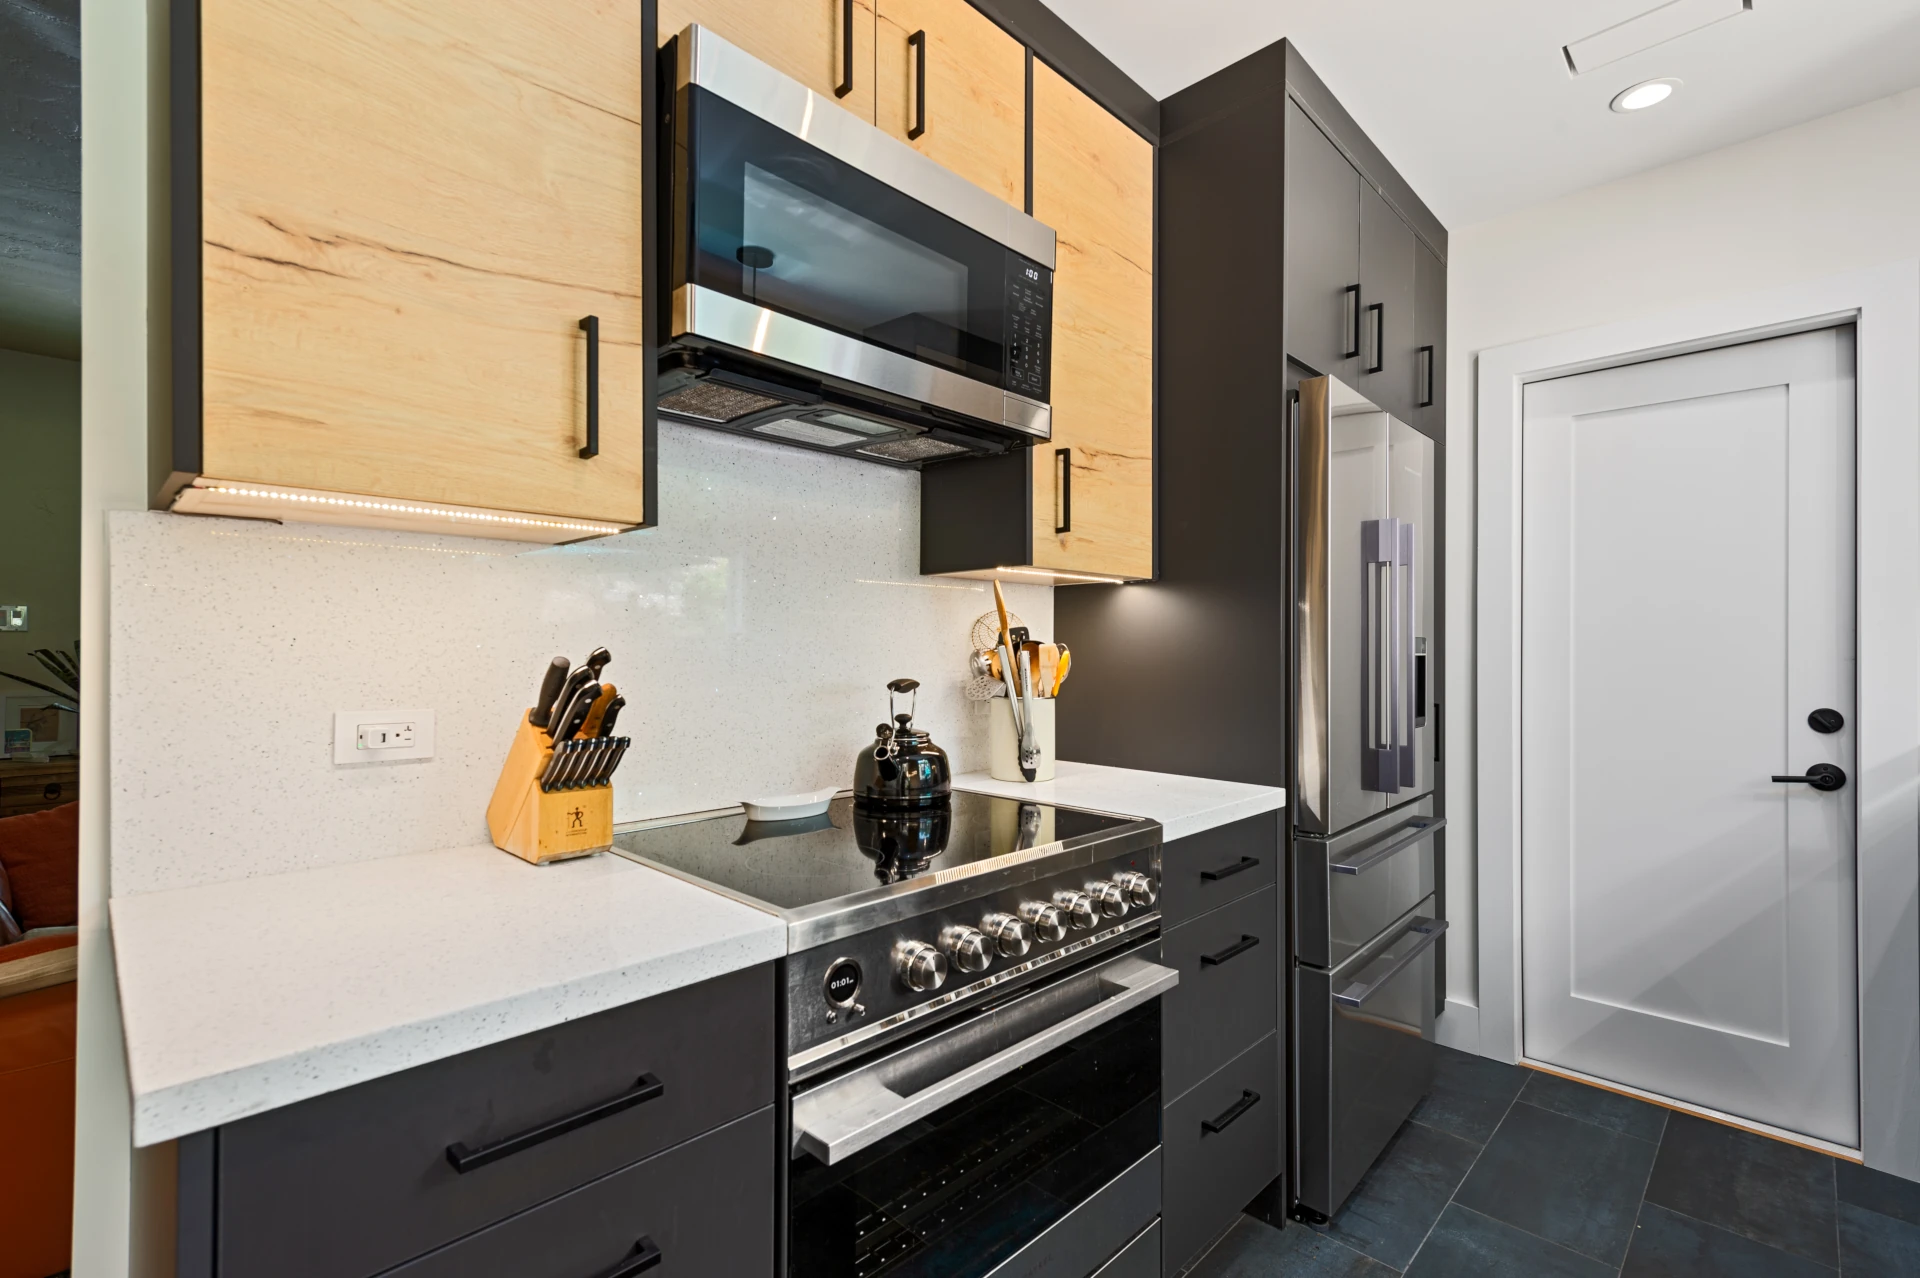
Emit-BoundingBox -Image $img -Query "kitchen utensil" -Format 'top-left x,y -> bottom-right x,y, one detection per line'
545,664 -> 594,733
742,787 -> 839,821
580,684 -> 619,737
1052,644 -> 1071,696
538,741 -> 570,791
1007,626 -> 1039,781
1038,645 -> 1059,699
553,680 -> 602,743
596,695 -> 626,737
989,696 -> 1056,782
992,581 -> 1014,650
852,679 -> 953,810
529,656 -> 571,729
585,646 -> 613,679
994,639 -> 1025,736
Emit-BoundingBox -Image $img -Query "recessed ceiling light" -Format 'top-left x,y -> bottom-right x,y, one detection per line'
1611,78 -> 1681,112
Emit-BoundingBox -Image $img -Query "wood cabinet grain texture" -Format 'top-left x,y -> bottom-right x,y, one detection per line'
198,0 -> 650,526
660,0 -> 876,123
1029,61 -> 1154,581
874,0 -> 1026,206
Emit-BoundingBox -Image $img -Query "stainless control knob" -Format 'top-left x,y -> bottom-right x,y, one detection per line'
1087,880 -> 1129,919
895,940 -> 948,992
1020,900 -> 1068,943
983,912 -> 1032,958
941,925 -> 993,974
1054,889 -> 1098,930
1115,870 -> 1158,909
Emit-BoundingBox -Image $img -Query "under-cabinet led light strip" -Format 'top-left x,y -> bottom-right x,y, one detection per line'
198,484 -> 628,538
995,565 -> 1131,585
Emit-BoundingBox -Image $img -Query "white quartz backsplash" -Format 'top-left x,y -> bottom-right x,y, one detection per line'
109,423 -> 1050,896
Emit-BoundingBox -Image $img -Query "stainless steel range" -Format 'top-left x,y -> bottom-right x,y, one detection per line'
615,791 -> 1173,1278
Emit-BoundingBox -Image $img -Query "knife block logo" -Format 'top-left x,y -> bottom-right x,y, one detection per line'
568,806 -> 587,831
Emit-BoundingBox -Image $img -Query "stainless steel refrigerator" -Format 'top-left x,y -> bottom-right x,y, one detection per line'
1291,374 -> 1448,1221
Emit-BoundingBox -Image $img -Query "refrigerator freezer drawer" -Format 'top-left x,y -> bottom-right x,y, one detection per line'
1293,904 -> 1445,1220
1295,801 -> 1441,970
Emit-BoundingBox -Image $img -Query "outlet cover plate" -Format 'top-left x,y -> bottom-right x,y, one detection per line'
0,605 -> 26,632
333,709 -> 435,764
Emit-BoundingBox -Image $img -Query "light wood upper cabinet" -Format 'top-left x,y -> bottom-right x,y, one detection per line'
874,0 -> 1026,206
659,0 -> 876,124
194,0 -> 649,532
1028,62 -> 1154,581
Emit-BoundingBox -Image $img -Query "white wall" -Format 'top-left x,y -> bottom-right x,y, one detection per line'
1443,84 -> 1920,1015
0,350 -> 81,683
107,423 -> 1051,896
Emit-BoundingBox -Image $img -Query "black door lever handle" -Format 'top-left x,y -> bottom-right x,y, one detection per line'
1771,764 -> 1847,792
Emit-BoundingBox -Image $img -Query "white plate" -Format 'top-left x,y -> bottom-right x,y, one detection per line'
741,787 -> 840,822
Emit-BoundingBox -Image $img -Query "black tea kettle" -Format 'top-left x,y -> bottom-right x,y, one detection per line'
853,679 -> 952,810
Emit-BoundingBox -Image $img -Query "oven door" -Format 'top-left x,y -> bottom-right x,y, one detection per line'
788,946 -> 1174,1278
666,28 -> 1052,451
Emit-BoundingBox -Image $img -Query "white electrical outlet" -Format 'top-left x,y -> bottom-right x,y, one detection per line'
0,605 -> 26,632
333,710 -> 435,764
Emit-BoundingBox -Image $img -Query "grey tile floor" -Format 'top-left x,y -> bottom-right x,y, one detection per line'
1189,1045 -> 1920,1277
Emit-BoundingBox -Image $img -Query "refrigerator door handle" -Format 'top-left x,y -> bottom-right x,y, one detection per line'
1397,521 -> 1417,784
1361,518 -> 1401,793
1333,917 -> 1448,1008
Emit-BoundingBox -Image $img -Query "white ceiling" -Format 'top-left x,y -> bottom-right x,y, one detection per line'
1041,0 -> 1920,228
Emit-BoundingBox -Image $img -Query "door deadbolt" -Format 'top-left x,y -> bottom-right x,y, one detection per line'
1808,708 -> 1845,734
1771,764 -> 1847,792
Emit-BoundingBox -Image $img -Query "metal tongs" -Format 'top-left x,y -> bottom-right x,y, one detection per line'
992,582 -> 1040,781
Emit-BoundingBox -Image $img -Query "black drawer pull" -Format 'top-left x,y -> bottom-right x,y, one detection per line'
1055,447 -> 1072,533
834,0 -> 854,98
597,1237 -> 663,1278
1418,343 -> 1435,408
1365,302 -> 1385,374
1199,856 -> 1259,881
1199,934 -> 1259,967
1342,284 -> 1361,359
1202,1089 -> 1260,1136
445,1073 -> 663,1173
578,315 -> 600,460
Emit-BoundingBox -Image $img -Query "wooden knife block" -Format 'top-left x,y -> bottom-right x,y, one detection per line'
487,712 -> 614,865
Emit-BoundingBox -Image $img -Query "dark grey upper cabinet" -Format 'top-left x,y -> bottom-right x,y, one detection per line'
1414,240 -> 1446,440
1283,100 -> 1360,382
1358,181 -> 1417,422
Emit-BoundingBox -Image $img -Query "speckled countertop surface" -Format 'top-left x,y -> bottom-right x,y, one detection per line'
110,843 -> 786,1147
952,761 -> 1285,843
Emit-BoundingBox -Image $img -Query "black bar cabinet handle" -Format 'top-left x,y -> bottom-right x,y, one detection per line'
1200,856 -> 1259,881
1418,343 -> 1435,408
908,30 -> 927,139
1055,447 -> 1072,534
445,1073 -> 663,1173
597,1237 -> 663,1278
835,0 -> 855,98
1342,284 -> 1361,359
1200,934 -> 1260,967
1365,302 -> 1384,374
578,315 -> 600,460
1202,1089 -> 1260,1136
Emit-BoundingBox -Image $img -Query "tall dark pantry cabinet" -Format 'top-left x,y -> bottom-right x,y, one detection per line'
1056,41 -> 1447,1271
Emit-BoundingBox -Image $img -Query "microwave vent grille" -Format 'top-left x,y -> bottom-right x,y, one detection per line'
860,436 -> 969,463
658,381 -> 787,423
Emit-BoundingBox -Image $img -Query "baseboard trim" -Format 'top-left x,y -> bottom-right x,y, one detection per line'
1434,998 -> 1484,1056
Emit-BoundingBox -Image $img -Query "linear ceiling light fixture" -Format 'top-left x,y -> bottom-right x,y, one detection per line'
1611,78 -> 1682,112
1565,0 -> 1750,76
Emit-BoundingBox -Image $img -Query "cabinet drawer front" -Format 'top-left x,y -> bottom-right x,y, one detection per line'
1159,814 -> 1279,928
1162,1032 -> 1280,1274
217,965 -> 773,1278
1294,802 -> 1438,970
386,1105 -> 775,1278
1161,885 -> 1278,1104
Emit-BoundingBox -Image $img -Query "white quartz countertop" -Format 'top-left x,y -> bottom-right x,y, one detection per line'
952,761 -> 1285,843
110,843 -> 787,1147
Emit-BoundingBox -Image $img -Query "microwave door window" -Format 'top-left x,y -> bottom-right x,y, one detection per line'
686,89 -> 1009,388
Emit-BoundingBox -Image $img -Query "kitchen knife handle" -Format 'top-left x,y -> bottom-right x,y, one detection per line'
597,696 -> 626,737
555,682 -> 602,743
446,1073 -> 663,1173
530,656 -> 570,730
581,684 -> 618,737
908,31 -> 927,140
1054,448 -> 1072,534
835,0 -> 854,98
1343,284 -> 1361,360
578,315 -> 600,460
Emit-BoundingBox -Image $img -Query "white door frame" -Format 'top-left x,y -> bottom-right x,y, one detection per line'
1474,260 -> 1920,1178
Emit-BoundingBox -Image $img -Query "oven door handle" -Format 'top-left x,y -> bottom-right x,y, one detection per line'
791,952 -> 1178,1165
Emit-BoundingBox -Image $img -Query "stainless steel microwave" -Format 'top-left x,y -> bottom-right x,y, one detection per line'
658,26 -> 1056,468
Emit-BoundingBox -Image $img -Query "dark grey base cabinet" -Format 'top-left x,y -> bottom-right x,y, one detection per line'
178,964 -> 776,1278
1157,814 -> 1284,1274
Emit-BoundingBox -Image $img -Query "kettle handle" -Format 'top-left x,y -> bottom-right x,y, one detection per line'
887,679 -> 919,694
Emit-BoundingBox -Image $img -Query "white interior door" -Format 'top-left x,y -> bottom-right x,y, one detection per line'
1521,326 -> 1858,1147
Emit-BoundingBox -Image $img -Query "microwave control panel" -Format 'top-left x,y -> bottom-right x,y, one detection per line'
1004,253 -> 1052,402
